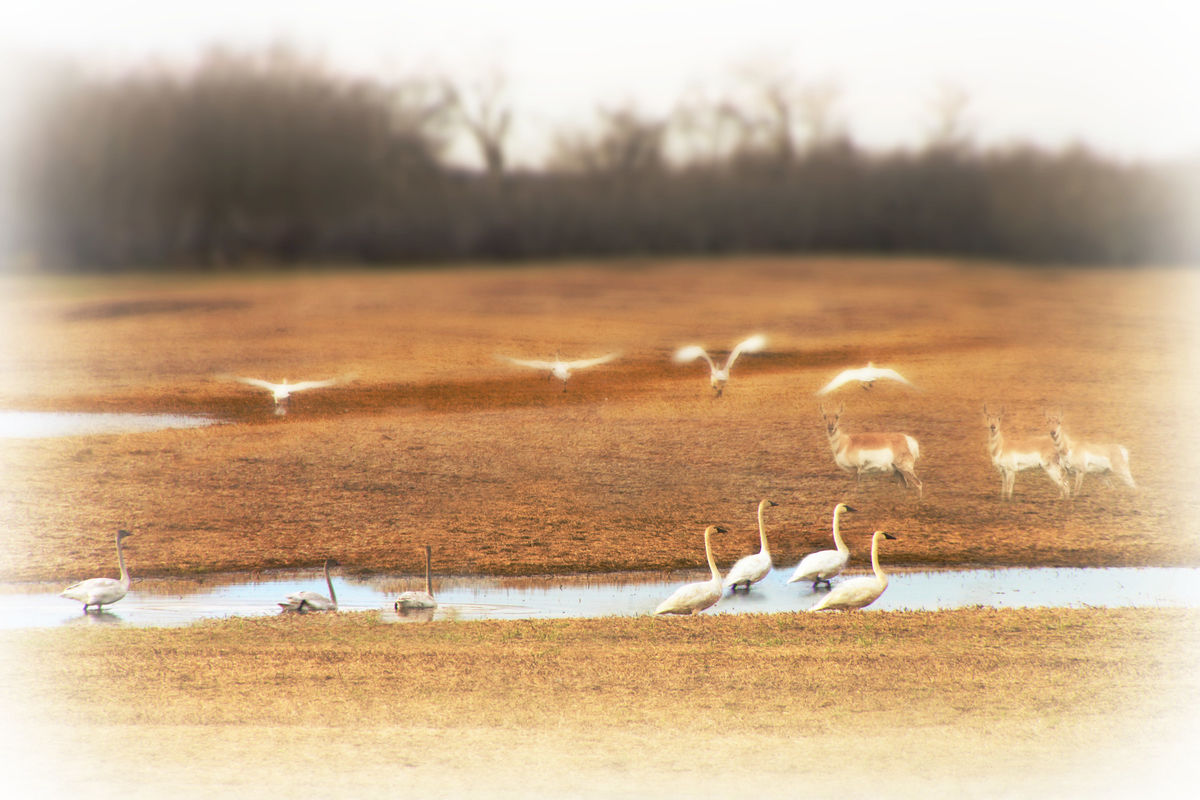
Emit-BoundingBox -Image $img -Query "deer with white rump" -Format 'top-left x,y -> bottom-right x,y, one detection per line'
821,402 -> 923,497
983,405 -> 1070,500
1045,409 -> 1135,494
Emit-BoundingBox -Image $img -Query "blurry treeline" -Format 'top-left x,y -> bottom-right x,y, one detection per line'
11,49 -> 1199,270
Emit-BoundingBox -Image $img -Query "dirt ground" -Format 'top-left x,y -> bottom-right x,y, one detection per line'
2,257 -> 1198,582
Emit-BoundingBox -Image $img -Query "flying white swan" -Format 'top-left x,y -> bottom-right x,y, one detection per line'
811,530 -> 897,611
395,545 -> 438,611
788,503 -> 856,588
231,376 -> 347,415
723,499 -> 779,592
653,525 -> 728,615
278,558 -> 339,612
60,529 -> 134,612
673,333 -> 767,397
816,362 -> 914,395
500,352 -> 619,391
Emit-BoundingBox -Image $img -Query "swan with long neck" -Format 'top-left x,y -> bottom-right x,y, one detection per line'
278,559 -> 338,612
723,499 -> 779,592
788,503 -> 857,588
395,545 -> 438,611
60,529 -> 133,612
810,530 -> 896,611
654,525 -> 728,615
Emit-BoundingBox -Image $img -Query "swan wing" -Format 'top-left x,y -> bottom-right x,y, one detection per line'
811,577 -> 885,611
279,590 -> 335,611
871,367 -> 914,386
673,345 -> 713,366
724,552 -> 771,587
502,356 -> 558,370
788,549 -> 850,582
395,591 -> 437,609
234,377 -> 281,392
61,577 -> 127,604
723,334 -> 767,370
563,353 -> 619,370
816,369 -> 862,395
285,378 -> 341,393
654,579 -> 721,615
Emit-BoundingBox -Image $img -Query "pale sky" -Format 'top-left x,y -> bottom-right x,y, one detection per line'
2,0 -> 1199,166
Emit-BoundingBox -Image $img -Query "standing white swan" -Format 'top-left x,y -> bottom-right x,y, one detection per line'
232,376 -> 346,415
724,499 -> 779,592
60,529 -> 133,612
278,558 -> 339,612
654,525 -> 728,615
816,362 -> 914,395
395,545 -> 438,611
673,334 -> 767,397
788,503 -> 856,588
501,352 -> 619,391
811,530 -> 896,611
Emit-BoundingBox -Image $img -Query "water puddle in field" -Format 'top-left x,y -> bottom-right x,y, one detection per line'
0,411 -> 219,438
1,566 -> 1198,629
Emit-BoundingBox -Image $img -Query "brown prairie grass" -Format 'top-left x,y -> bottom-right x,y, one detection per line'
5,608 -> 1199,798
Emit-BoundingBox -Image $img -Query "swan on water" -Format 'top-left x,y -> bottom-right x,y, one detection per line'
395,545 -> 438,611
278,558 -> 339,612
60,529 -> 134,612
500,352 -> 619,391
788,503 -> 856,588
673,334 -> 767,397
653,525 -> 728,615
230,376 -> 347,415
723,499 -> 779,593
816,363 -> 914,395
810,530 -> 896,611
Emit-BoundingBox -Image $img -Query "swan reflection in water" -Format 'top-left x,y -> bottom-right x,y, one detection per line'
62,610 -> 123,626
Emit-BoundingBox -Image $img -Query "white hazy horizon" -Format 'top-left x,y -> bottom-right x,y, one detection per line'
2,0 -> 1198,169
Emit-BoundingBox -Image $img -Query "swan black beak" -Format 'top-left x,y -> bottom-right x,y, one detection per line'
883,532 -> 897,540
843,505 -> 858,513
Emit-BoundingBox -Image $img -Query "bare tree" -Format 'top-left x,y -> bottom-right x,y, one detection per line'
694,61 -> 844,165
447,68 -> 513,178
549,104 -> 668,176
926,83 -> 973,152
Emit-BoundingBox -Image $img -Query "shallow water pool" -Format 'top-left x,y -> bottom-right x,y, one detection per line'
1,566 -> 1197,629
0,411 -> 220,438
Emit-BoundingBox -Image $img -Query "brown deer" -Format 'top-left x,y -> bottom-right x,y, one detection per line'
821,403 -> 922,497
983,405 -> 1070,500
1045,410 -> 1135,494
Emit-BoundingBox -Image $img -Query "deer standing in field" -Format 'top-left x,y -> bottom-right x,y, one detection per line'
821,402 -> 923,497
983,405 -> 1070,500
1045,410 -> 1135,494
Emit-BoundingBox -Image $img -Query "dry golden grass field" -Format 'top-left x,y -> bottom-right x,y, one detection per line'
2,257 -> 1199,580
2,256 -> 1199,798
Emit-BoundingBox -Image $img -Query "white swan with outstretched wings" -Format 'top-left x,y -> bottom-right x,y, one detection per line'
673,334 -> 767,397
816,362 -> 913,395
501,352 -> 619,391
230,376 -> 347,414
